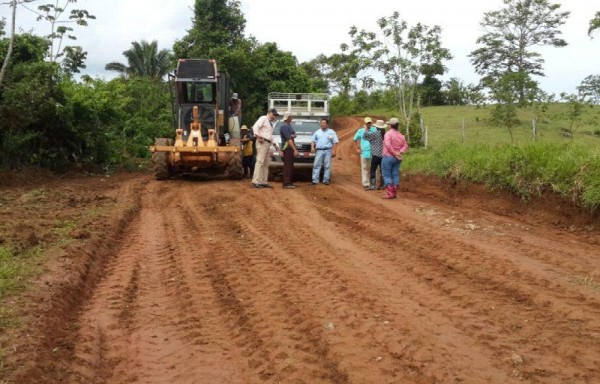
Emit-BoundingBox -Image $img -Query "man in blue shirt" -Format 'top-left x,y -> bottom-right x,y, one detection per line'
310,118 -> 339,185
353,117 -> 375,190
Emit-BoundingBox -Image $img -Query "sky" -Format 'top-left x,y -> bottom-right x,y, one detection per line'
1,0 -> 599,95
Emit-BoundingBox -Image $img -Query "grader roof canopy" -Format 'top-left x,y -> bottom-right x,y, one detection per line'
176,59 -> 217,82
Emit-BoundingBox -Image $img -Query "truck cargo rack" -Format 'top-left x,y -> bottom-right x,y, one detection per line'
268,92 -> 329,118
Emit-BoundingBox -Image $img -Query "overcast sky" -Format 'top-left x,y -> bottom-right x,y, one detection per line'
2,0 -> 598,95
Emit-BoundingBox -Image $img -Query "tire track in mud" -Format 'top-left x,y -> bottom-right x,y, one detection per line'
69,184 -> 249,383
295,183 -> 600,382
179,187 -> 351,383
195,186 -> 511,383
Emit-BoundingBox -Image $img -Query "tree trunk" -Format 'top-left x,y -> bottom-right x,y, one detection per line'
0,0 -> 17,89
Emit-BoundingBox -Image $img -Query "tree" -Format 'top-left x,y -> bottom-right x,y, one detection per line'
173,0 -> 245,59
443,78 -> 468,105
308,53 -> 363,97
298,60 -> 329,93
61,44 -> 86,74
470,0 -> 570,103
590,11 -> 600,37
420,75 -> 444,106
489,72 -> 538,142
105,40 -> 174,80
34,1 -> 95,62
345,11 -> 452,142
559,92 -> 592,140
577,75 -> 600,104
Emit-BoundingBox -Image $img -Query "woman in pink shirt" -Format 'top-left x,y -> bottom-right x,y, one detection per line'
381,117 -> 408,199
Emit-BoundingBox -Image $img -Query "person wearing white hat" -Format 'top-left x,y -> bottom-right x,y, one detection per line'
363,119 -> 387,190
353,117 -> 375,190
251,108 -> 280,188
229,92 -> 242,121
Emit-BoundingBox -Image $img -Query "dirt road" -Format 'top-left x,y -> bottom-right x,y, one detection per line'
5,118 -> 600,383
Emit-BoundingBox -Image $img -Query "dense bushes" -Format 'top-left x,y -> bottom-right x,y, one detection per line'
404,142 -> 600,210
0,45 -> 172,171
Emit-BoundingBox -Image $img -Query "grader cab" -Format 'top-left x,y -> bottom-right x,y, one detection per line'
149,59 -> 243,179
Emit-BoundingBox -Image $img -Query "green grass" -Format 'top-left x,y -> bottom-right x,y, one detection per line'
0,245 -> 43,301
53,219 -> 77,241
0,245 -> 44,373
366,103 -> 600,147
363,103 -> 600,211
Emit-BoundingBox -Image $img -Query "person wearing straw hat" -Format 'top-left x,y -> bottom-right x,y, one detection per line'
240,125 -> 254,178
363,119 -> 386,190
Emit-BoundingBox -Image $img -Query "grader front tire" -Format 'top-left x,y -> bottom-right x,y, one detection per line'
152,138 -> 172,180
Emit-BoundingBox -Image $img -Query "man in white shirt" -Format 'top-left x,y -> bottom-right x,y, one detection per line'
251,108 -> 280,188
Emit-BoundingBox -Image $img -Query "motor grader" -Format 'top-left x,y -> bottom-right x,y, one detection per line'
149,59 -> 243,179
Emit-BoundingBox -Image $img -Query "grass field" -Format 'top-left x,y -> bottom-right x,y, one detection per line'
366,103 -> 600,147
361,103 -> 600,211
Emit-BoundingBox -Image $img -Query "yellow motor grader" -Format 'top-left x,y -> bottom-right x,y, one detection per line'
149,59 -> 243,179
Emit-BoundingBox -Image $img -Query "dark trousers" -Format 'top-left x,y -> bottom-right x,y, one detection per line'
370,155 -> 383,179
282,148 -> 295,186
242,155 -> 255,177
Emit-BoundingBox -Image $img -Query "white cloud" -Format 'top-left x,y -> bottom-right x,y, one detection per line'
1,0 -> 598,93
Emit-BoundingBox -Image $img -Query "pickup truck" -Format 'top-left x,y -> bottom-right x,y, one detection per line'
267,93 -> 330,180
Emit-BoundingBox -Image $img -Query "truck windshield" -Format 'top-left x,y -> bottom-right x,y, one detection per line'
273,120 -> 321,135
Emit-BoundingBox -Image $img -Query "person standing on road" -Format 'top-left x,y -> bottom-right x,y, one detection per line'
280,111 -> 299,189
363,119 -> 386,190
310,118 -> 339,185
240,125 -> 255,178
381,117 -> 408,199
251,108 -> 280,188
229,92 -> 242,122
354,117 -> 374,190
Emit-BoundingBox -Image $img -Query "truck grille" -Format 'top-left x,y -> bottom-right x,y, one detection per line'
295,143 -> 311,151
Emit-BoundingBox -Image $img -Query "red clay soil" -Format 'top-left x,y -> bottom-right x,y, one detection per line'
1,117 -> 600,383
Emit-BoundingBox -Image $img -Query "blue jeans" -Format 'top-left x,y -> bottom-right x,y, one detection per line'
312,149 -> 332,183
381,155 -> 401,186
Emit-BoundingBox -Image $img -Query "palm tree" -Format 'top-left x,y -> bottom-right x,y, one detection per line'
105,40 -> 173,80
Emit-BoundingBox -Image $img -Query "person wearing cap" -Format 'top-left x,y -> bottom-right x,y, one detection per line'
353,117 -> 376,190
240,125 -> 255,178
251,108 -> 280,188
381,117 -> 408,199
310,118 -> 339,185
363,119 -> 386,190
280,111 -> 299,189
229,92 -> 242,121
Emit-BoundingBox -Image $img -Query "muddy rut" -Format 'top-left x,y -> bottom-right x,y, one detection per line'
53,118 -> 600,383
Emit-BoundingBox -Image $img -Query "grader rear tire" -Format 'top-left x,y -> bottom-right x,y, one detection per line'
152,138 -> 173,180
226,151 -> 244,180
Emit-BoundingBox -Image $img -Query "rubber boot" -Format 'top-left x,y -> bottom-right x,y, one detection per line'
367,178 -> 376,190
392,184 -> 398,198
381,185 -> 394,199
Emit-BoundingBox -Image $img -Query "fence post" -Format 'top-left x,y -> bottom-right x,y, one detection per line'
420,117 -> 425,146
462,117 -> 466,145
532,119 -> 537,141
